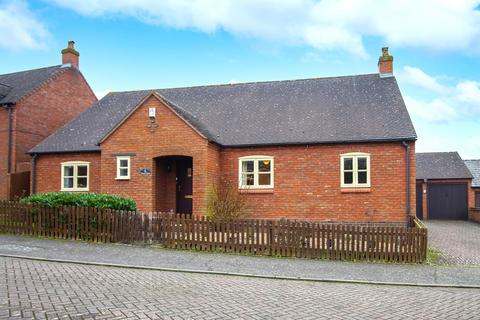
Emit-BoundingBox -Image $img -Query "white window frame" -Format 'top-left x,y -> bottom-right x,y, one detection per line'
238,156 -> 274,189
116,156 -> 131,180
340,153 -> 371,188
61,161 -> 90,191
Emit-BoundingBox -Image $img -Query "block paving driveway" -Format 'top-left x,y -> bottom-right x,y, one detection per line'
426,220 -> 480,265
1,257 -> 479,320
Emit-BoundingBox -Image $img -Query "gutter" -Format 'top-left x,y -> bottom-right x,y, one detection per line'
402,141 -> 411,226
31,153 -> 37,194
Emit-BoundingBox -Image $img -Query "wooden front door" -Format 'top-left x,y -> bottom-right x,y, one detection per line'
176,159 -> 193,214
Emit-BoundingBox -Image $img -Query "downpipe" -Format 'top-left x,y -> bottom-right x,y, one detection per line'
31,153 -> 37,194
402,141 -> 411,227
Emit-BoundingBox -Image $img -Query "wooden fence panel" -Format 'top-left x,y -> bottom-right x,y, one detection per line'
0,201 -> 428,263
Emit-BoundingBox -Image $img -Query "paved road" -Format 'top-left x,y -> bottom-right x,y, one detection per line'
1,257 -> 479,319
426,221 -> 480,266
2,234 -> 480,287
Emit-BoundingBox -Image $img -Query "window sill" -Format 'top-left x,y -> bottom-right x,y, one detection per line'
238,188 -> 274,194
115,177 -> 130,181
341,188 -> 371,193
61,189 -> 89,192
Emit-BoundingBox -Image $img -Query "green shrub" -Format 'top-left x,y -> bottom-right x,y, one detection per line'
20,192 -> 136,211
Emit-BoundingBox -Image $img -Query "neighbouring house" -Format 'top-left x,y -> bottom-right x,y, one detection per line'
29,47 -> 417,223
465,160 -> 480,208
0,41 -> 97,200
416,152 -> 474,220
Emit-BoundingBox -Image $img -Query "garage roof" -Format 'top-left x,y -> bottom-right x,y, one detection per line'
464,160 -> 480,187
416,152 -> 473,180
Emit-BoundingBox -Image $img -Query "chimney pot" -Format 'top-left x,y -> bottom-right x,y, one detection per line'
378,46 -> 393,77
61,40 -> 80,69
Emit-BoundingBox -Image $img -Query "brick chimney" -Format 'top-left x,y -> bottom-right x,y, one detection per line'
61,41 -> 80,68
378,47 -> 393,77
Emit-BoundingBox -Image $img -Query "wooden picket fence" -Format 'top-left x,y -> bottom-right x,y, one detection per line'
0,201 -> 428,263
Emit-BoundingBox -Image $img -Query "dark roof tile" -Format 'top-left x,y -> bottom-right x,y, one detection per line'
416,152 -> 473,180
31,73 -> 417,153
0,65 -> 65,104
464,160 -> 480,187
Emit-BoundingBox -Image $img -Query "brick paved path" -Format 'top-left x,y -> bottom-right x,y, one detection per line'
1,257 -> 479,319
426,221 -> 480,265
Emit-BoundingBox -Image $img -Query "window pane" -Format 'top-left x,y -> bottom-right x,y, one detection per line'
344,172 -> 353,184
358,157 -> 367,170
77,177 -> 88,188
63,166 -> 74,177
63,177 -> 73,188
343,158 -> 353,170
242,173 -> 254,186
119,168 -> 129,177
258,160 -> 271,172
358,171 -> 367,184
119,159 -> 129,167
242,161 -> 254,173
258,173 -> 271,186
77,165 -> 88,176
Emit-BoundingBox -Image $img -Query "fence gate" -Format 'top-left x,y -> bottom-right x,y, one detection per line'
9,171 -> 30,200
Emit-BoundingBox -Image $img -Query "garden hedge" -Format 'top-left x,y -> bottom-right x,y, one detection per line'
20,192 -> 136,211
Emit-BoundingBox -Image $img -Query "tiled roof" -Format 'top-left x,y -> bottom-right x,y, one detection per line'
0,65 -> 66,104
416,152 -> 473,180
30,73 -> 417,153
464,160 -> 480,187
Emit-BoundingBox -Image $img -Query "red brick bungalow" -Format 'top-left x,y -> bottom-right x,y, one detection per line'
29,48 -> 417,223
0,41 -> 97,200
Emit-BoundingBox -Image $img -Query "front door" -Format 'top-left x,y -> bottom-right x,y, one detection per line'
176,159 -> 193,214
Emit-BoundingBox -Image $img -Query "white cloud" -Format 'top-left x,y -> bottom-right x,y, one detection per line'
404,96 -> 458,123
401,67 -> 480,122
400,66 -> 449,93
456,80 -> 480,114
0,1 -> 49,50
94,88 -> 111,99
48,0 -> 480,57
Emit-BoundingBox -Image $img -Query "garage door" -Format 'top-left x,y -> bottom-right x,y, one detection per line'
428,183 -> 468,220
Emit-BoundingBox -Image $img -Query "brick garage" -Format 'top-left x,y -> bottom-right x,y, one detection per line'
30,48 -> 417,223
0,41 -> 96,200
416,152 -> 474,220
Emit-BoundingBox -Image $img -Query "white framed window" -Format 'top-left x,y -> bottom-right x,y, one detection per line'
116,156 -> 131,180
340,153 -> 370,188
238,156 -> 274,189
61,161 -> 89,191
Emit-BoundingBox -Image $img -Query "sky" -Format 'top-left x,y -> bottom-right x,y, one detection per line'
1,0 -> 480,158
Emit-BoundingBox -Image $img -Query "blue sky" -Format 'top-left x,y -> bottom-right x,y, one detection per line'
1,0 -> 480,158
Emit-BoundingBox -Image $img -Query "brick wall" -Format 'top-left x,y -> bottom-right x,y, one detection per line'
99,95 -> 216,213
0,67 -> 96,200
0,108 -> 8,199
220,142 -> 415,222
14,68 -> 97,167
469,208 -> 480,223
35,153 -> 101,193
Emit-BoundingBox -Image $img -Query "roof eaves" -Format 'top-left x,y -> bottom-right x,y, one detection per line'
221,137 -> 417,148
